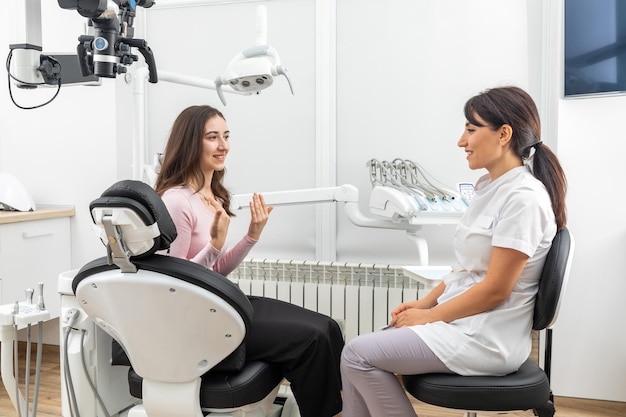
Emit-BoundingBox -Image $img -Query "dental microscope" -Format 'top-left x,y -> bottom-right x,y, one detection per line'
8,0 -> 157,90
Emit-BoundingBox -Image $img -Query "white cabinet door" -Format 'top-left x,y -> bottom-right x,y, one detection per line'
0,217 -> 71,319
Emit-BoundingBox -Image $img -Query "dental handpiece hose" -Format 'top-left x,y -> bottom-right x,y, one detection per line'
14,324 -> 22,417
19,284 -> 46,417
25,323 -> 31,417
31,323 -> 43,417
21,322 -> 43,417
31,282 -> 45,417
24,289 -> 34,417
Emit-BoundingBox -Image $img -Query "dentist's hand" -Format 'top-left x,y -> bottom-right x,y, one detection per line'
391,300 -> 422,320
247,193 -> 273,240
389,300 -> 432,327
389,307 -> 432,327
207,197 -> 230,250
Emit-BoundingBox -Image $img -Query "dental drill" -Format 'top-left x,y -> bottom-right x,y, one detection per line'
0,282 -> 50,417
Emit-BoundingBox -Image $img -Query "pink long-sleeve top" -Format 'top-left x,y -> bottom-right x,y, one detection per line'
160,185 -> 257,276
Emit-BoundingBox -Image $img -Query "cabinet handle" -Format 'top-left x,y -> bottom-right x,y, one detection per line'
22,232 -> 53,239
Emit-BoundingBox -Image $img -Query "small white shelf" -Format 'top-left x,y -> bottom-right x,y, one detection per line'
402,265 -> 451,292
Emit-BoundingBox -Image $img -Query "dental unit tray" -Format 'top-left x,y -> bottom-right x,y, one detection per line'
368,186 -> 465,223
366,159 -> 467,223
402,265 -> 452,292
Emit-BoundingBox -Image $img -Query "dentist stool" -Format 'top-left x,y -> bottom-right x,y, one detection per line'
71,180 -> 293,417
403,227 -> 574,417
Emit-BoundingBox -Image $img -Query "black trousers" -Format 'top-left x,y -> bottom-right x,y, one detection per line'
246,296 -> 344,417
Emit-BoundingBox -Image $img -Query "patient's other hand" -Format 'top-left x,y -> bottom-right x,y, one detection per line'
208,197 -> 230,250
247,193 -> 273,240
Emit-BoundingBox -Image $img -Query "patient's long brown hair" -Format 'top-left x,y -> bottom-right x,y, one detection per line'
154,105 -> 234,217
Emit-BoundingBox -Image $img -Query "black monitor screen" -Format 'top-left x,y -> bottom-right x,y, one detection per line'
564,0 -> 626,97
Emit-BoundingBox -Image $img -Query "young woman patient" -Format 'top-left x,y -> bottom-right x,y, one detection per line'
155,105 -> 343,417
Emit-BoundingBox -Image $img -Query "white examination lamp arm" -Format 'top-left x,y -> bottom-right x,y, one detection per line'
215,76 -> 228,106
255,5 -> 268,46
230,185 -> 421,232
230,184 -> 358,210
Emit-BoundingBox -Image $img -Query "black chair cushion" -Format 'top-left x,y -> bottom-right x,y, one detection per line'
128,360 -> 284,409
402,358 -> 550,412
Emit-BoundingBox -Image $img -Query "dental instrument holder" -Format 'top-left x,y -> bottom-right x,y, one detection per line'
25,288 -> 34,305
0,283 -> 50,417
230,184 -> 463,266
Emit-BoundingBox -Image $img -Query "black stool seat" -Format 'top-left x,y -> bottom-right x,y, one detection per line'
128,360 -> 284,409
403,359 -> 550,412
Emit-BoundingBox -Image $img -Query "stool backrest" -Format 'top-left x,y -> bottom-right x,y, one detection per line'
532,227 -> 574,331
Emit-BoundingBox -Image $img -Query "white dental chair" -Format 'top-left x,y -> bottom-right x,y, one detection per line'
67,180 -> 296,417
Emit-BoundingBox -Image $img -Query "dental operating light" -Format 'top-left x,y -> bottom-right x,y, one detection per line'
214,5 -> 294,106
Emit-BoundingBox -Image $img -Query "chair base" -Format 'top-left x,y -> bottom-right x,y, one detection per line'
129,360 -> 285,410
534,397 -> 556,417
125,384 -> 300,417
127,403 -> 284,417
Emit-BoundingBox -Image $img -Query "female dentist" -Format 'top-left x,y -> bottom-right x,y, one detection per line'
340,86 -> 568,417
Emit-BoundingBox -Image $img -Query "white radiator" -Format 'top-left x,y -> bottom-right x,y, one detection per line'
228,259 -> 422,341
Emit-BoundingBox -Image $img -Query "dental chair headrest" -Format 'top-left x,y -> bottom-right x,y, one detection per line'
90,180 -> 177,259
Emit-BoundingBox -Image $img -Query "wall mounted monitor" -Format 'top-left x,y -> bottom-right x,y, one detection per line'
564,0 -> 626,97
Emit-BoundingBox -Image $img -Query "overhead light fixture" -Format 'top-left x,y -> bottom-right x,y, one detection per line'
214,5 -> 294,106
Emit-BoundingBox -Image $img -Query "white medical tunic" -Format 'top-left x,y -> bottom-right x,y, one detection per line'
411,165 -> 556,376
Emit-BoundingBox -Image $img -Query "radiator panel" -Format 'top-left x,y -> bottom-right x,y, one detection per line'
229,259 -> 422,340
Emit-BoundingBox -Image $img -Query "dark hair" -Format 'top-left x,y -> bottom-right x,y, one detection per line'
464,86 -> 567,229
155,105 -> 235,217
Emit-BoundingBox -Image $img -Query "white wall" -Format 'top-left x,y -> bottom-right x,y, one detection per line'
553,96 -> 626,402
141,0 -> 541,266
1,0 -> 624,403
544,1 -> 626,402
